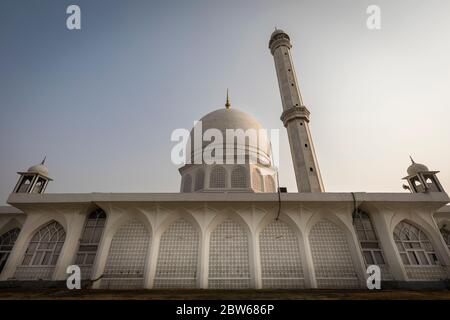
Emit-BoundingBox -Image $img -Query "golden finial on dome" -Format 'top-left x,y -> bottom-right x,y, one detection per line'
225,89 -> 231,109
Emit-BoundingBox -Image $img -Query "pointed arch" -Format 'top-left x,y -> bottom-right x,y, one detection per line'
194,169 -> 205,191
154,218 -> 200,288
208,218 -> 251,288
14,220 -> 66,280
0,228 -> 20,274
101,219 -> 151,289
394,220 -> 439,266
352,210 -> 386,265
393,220 -> 447,280
182,174 -> 192,192
309,220 -> 360,288
352,209 -> 393,280
259,220 -> 304,288
75,208 -> 107,279
210,166 -> 226,188
231,166 -> 247,188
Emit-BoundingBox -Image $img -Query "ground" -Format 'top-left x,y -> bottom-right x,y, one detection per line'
0,289 -> 449,300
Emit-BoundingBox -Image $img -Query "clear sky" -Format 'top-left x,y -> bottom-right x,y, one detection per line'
1,0 -> 449,204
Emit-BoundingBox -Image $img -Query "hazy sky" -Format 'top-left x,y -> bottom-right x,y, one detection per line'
1,0 -> 449,204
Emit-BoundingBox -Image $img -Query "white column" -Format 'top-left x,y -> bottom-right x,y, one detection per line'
144,233 -> 161,288
347,225 -> 370,288
199,232 -> 210,288
372,212 -> 407,281
90,214 -> 117,288
301,231 -> 317,288
252,231 -> 262,289
0,216 -> 38,280
53,213 -> 85,280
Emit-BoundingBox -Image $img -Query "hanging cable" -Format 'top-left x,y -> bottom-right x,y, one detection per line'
351,192 -> 363,223
275,169 -> 282,221
270,141 -> 282,221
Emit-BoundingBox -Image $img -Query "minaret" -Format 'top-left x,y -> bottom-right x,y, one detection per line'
269,29 -> 324,192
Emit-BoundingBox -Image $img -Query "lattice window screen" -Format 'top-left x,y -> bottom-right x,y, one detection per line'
101,219 -> 151,289
259,221 -> 304,288
309,220 -> 360,288
194,169 -> 205,191
208,219 -> 251,288
0,228 -> 20,273
182,175 -> 192,193
231,166 -> 247,188
393,221 -> 446,280
154,219 -> 199,288
15,221 -> 66,280
210,166 -> 226,188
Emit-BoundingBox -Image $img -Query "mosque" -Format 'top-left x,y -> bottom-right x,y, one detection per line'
0,29 -> 449,290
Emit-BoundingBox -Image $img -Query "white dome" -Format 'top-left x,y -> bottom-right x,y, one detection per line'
198,108 -> 265,136
188,108 -> 271,165
28,163 -> 49,177
407,162 -> 429,176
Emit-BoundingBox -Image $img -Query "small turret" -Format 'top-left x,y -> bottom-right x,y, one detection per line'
403,156 -> 444,193
13,157 -> 52,194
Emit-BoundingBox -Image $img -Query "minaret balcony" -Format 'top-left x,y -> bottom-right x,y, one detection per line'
280,106 -> 311,127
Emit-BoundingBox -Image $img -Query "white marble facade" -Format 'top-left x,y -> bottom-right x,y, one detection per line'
1,29 -> 449,290
1,193 -> 449,289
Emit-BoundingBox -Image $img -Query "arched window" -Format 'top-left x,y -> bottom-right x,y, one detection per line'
264,175 -> 276,192
18,176 -> 33,193
309,220 -> 359,288
194,169 -> 204,191
252,169 -> 263,192
208,219 -> 250,288
394,221 -> 439,266
210,166 -> 226,188
15,221 -> 66,280
32,178 -> 46,194
0,228 -> 20,273
440,226 -> 450,250
101,219 -> 151,289
182,175 -> 192,193
231,166 -> 247,188
259,221 -> 304,288
154,219 -> 199,288
75,209 -> 107,279
352,210 -> 385,265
